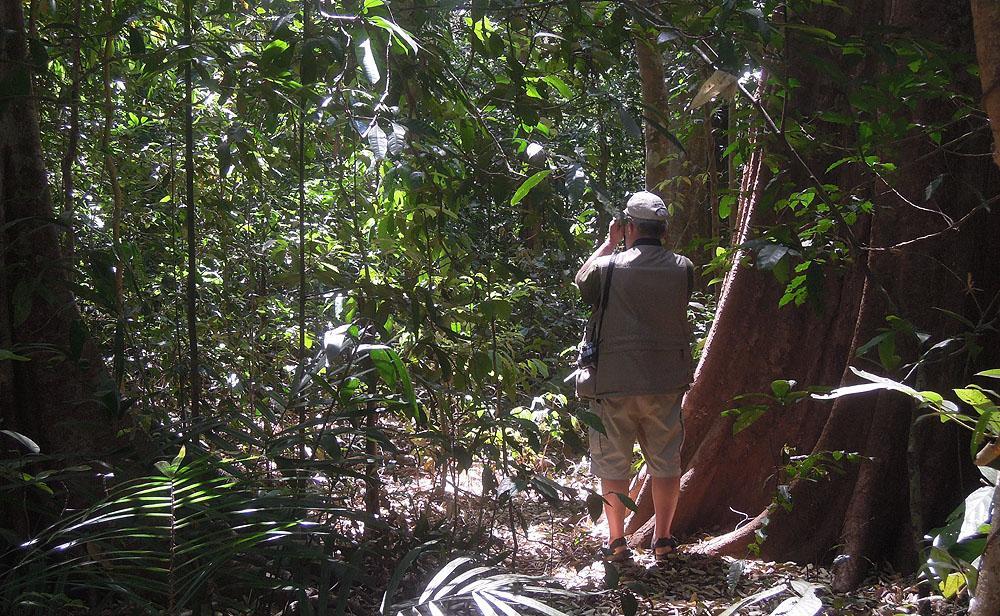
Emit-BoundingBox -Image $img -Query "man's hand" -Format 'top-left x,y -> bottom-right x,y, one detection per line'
607,219 -> 624,248
575,218 -> 623,288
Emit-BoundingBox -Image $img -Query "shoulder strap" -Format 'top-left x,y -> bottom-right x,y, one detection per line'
592,255 -> 617,343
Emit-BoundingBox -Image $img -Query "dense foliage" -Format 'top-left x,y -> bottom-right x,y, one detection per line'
2,0 -> 998,613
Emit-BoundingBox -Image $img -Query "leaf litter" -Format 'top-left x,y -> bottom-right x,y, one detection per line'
383,460 -> 967,615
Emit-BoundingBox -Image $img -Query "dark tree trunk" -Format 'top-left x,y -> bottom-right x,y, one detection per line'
972,0 -> 1000,170
969,2 -> 1000,613
1,0 -> 122,535
630,0 -> 1000,590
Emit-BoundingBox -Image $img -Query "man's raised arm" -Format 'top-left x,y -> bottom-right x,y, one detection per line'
574,219 -> 623,288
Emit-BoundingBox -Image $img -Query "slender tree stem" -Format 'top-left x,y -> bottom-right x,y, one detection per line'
101,0 -> 126,390
183,0 -> 200,419
60,0 -> 82,261
296,0 -> 311,460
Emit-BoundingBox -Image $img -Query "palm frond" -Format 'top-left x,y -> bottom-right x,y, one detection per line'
388,556 -> 578,616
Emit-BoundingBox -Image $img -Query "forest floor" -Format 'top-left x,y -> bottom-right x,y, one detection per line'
391,461 -> 967,615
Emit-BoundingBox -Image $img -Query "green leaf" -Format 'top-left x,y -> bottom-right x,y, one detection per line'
813,367 -> 919,401
719,194 -> 736,219
971,408 -> 998,456
261,39 -> 290,63
576,410 -> 606,435
657,29 -> 680,43
757,245 -> 792,270
367,123 -> 388,159
387,122 -> 406,157
877,334 -> 901,372
470,350 -> 493,381
955,388 -> 991,407
925,174 -> 945,202
541,75 -> 572,98
354,29 -> 381,83
154,460 -> 176,477
1,429 -> 40,453
976,369 -> 1000,380
940,572 -> 966,599
510,170 -> 551,206
127,28 -> 145,57
617,104 -> 642,139
783,23 -> 837,40
0,349 -> 30,362
368,16 -> 419,54
381,540 -> 438,615
729,405 -> 768,434
614,492 -> 637,513
171,445 -> 187,469
771,380 -> 793,399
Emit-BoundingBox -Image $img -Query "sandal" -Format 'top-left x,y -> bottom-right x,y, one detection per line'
602,537 -> 633,563
651,536 -> 679,565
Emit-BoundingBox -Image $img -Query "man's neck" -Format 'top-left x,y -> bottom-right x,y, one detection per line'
631,237 -> 663,248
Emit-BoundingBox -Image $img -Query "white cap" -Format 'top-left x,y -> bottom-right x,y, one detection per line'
625,191 -> 669,221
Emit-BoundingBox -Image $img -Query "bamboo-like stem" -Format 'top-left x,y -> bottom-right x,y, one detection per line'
296,0 -> 311,460
60,0 -> 82,262
705,105 -> 719,246
100,0 -> 127,389
182,0 -> 200,419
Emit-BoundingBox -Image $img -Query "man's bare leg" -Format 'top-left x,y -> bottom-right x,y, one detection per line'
651,475 -> 681,542
601,478 -> 630,543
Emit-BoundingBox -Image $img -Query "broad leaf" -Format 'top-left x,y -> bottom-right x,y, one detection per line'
691,70 -> 739,108
354,30 -> 381,83
617,104 -> 642,139
368,16 -> 419,54
367,123 -> 389,159
1,429 -> 40,453
510,170 -> 551,206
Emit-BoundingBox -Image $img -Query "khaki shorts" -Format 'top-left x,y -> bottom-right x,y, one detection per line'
588,392 -> 684,480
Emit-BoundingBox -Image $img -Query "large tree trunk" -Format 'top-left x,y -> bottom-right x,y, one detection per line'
633,27 -> 714,270
972,0 -> 1000,169
634,27 -> 675,199
969,2 -> 1000,614
630,0 -> 1000,590
1,0 -> 122,537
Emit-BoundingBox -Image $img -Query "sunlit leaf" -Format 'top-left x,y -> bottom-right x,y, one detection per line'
354,30 -> 381,83
510,170 -> 551,206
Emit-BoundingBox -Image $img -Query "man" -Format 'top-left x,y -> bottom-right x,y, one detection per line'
574,191 -> 694,564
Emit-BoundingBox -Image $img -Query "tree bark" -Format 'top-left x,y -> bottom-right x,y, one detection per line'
633,27 -> 713,268
1,0 -> 122,534
633,27 -> 674,199
629,0 -> 1000,590
182,0 -> 201,420
969,2 -> 1000,613
970,480 -> 1000,616
100,0 -> 127,389
60,0 -> 82,260
972,0 -> 1000,169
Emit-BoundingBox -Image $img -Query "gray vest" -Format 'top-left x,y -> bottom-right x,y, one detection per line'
589,245 -> 693,397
